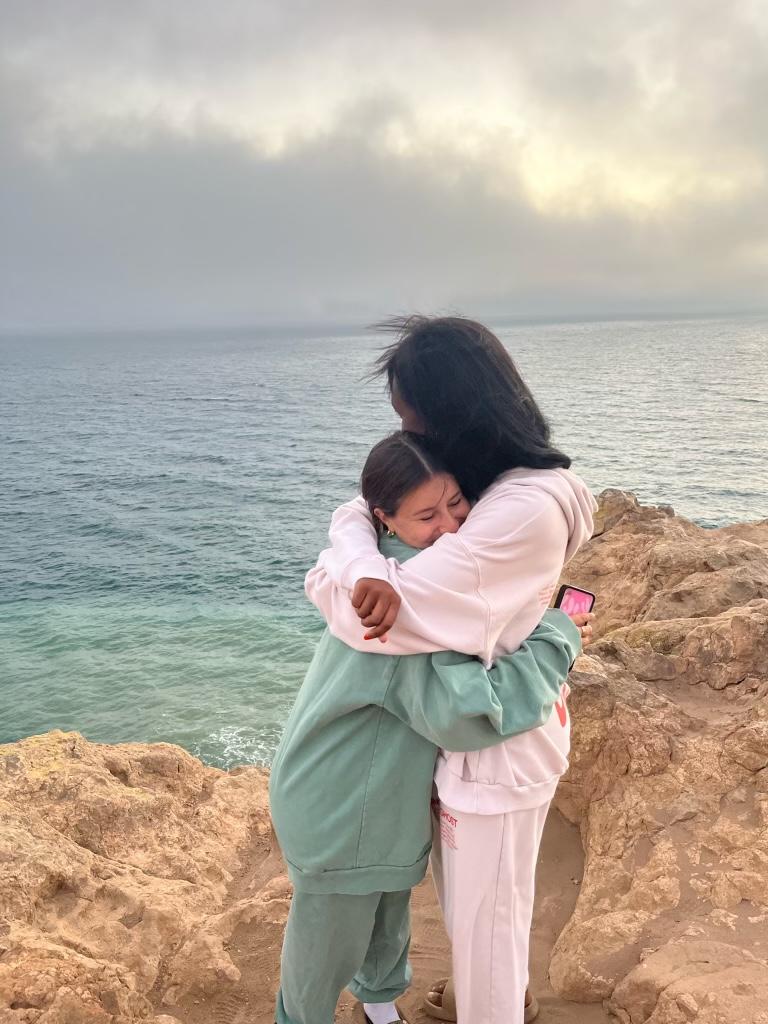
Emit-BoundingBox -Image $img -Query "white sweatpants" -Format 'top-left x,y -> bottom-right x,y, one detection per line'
430,797 -> 550,1024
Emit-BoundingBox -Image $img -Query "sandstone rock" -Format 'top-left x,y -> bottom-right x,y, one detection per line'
549,492 -> 768,1020
162,883 -> 290,1005
0,732 -> 271,1022
591,489 -> 675,538
609,941 -> 768,1023
590,600 -> 768,691
566,490 -> 768,636
551,643 -> 768,1006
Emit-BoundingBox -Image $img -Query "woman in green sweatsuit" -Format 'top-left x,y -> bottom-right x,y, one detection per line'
269,433 -> 581,1024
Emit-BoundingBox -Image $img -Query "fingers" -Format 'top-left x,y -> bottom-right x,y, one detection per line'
350,578 -> 401,640
364,606 -> 399,641
565,610 -> 596,648
361,597 -> 390,628
352,588 -> 379,620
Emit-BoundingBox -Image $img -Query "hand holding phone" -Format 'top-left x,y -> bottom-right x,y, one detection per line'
555,585 -> 596,647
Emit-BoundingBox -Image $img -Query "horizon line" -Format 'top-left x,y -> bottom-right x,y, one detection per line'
2,306 -> 768,339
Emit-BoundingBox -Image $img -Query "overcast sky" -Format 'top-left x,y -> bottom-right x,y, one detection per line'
2,0 -> 767,330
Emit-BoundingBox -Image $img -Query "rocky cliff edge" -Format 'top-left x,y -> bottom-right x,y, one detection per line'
2,490 -> 767,1024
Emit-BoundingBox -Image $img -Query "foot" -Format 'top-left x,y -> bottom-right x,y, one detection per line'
426,980 -> 534,1012
427,979 -> 443,1001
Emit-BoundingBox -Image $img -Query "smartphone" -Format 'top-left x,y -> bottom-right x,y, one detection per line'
554,584 -> 596,616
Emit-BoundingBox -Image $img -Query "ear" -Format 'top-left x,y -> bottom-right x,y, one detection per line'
372,508 -> 390,530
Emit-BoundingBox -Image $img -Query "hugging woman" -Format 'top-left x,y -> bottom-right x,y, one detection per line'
276,316 -> 596,1024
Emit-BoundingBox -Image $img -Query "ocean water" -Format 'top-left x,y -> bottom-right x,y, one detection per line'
2,316 -> 766,767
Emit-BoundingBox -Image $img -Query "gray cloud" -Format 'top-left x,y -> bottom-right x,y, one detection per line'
1,1 -> 767,329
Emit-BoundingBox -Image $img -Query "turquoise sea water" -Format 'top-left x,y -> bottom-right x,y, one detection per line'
2,316 -> 767,766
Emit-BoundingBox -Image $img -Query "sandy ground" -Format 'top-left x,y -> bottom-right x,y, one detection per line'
172,809 -> 612,1024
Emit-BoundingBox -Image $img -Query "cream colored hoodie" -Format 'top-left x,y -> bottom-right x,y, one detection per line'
305,467 -> 597,814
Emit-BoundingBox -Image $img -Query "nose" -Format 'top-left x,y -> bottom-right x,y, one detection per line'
435,511 -> 462,537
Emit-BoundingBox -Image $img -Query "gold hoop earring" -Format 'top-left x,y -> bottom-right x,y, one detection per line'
386,529 -> 396,538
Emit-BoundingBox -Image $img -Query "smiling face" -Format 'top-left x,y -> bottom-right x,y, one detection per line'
374,472 -> 470,548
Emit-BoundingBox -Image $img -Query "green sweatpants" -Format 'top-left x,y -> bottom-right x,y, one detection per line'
275,888 -> 412,1024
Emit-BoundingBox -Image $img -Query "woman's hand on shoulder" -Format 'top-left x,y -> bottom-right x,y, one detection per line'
351,578 -> 402,642
568,611 -> 595,646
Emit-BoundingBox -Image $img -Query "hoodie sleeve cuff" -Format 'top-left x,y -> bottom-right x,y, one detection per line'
341,556 -> 391,592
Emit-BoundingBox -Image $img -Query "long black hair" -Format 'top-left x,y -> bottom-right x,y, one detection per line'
361,431 -> 451,535
373,315 -> 571,502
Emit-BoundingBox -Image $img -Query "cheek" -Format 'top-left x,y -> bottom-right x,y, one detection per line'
410,522 -> 435,546
395,520 -> 434,548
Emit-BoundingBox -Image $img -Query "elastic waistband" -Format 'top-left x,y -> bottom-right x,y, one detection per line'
433,767 -> 561,815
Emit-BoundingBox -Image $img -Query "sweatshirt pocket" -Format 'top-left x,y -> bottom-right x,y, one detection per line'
476,705 -> 570,787
355,715 -> 436,870
440,697 -> 571,791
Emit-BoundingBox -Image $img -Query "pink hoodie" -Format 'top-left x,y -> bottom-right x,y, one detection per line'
305,466 -> 597,813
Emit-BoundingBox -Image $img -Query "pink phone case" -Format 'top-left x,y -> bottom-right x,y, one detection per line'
557,587 -> 595,616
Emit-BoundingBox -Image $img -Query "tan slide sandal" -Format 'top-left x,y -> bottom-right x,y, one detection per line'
423,977 -> 539,1022
524,993 -> 540,1023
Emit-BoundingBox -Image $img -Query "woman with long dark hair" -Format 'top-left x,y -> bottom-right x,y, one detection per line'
305,316 -> 597,1024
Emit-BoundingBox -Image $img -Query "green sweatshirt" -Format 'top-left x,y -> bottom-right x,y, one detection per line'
269,537 -> 580,896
